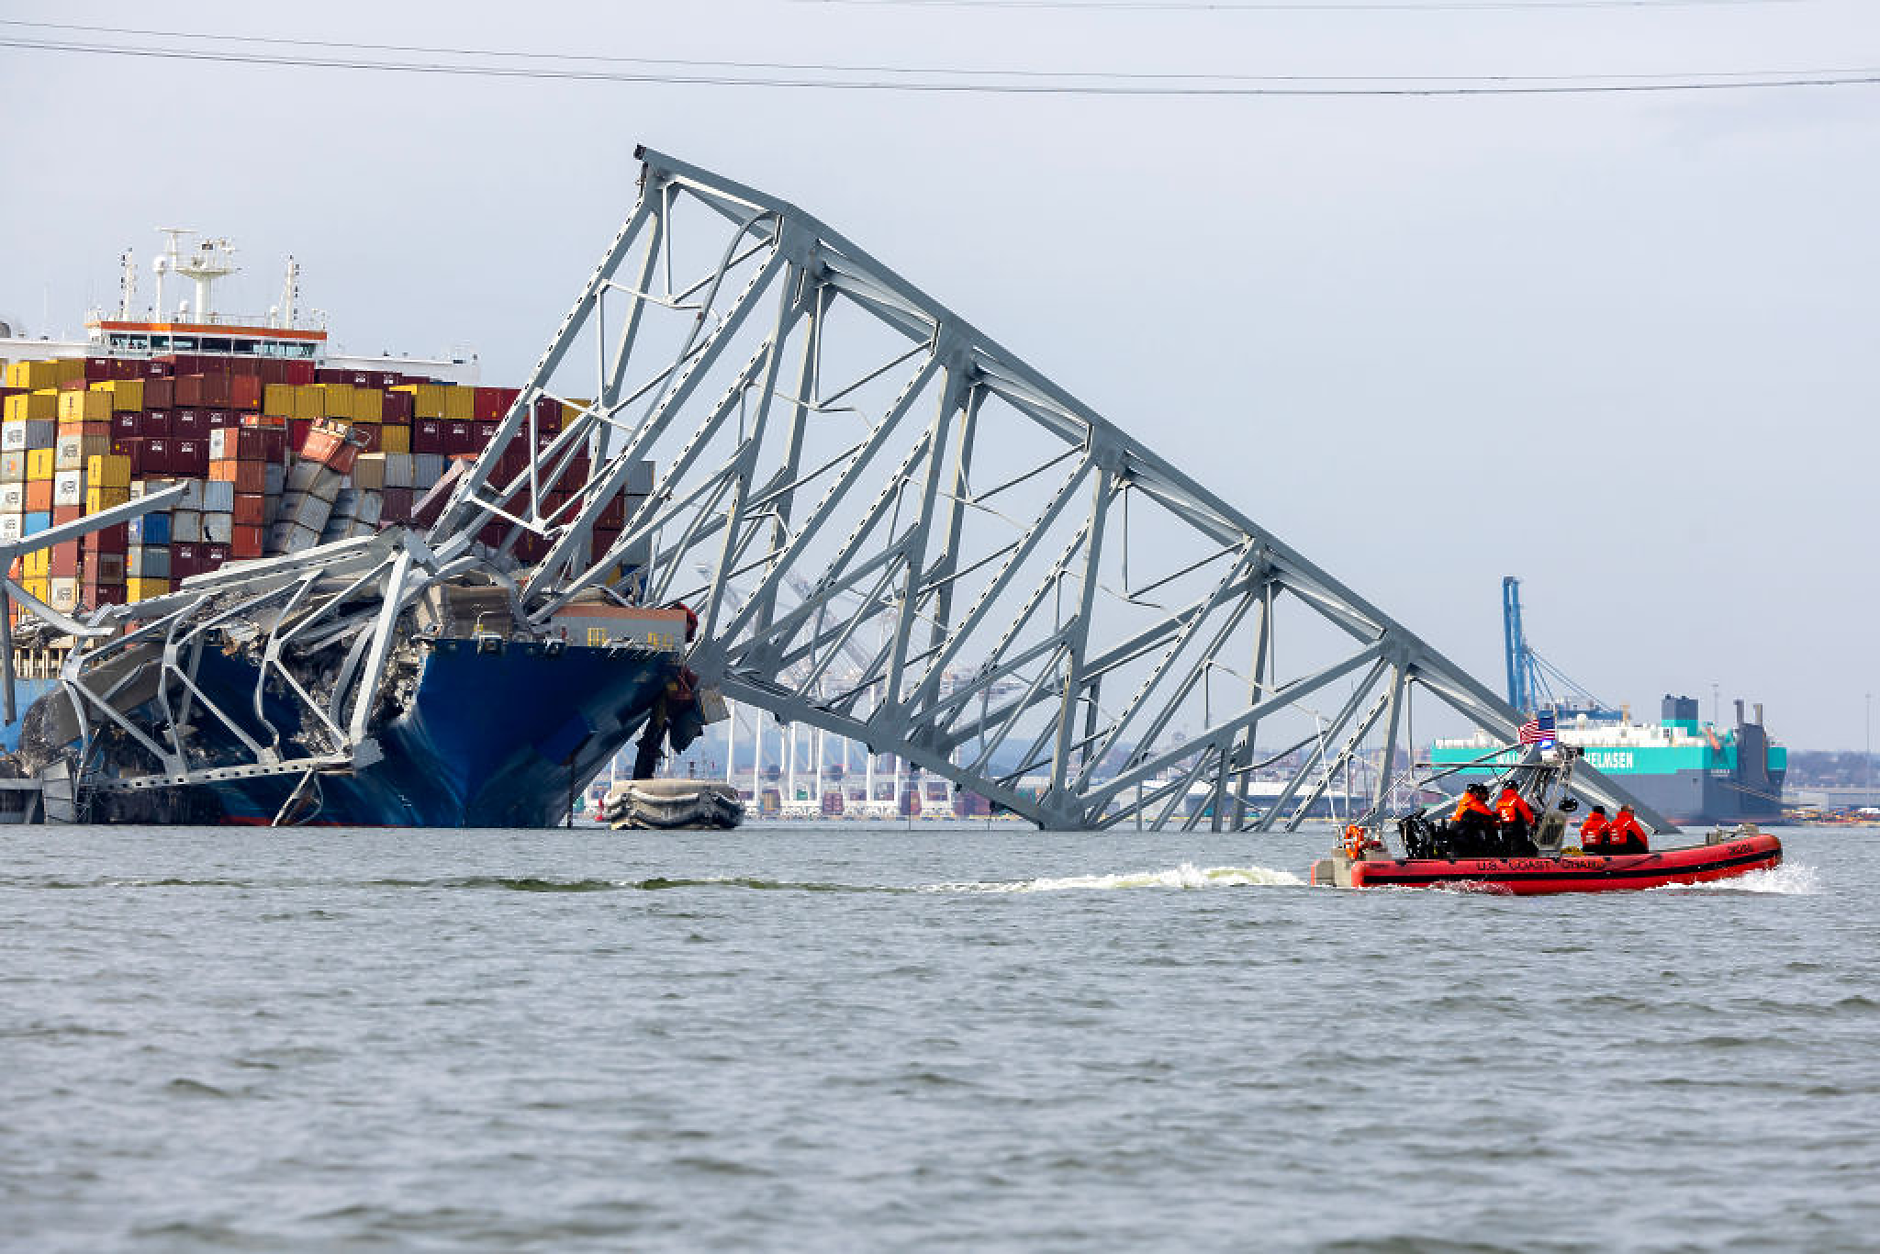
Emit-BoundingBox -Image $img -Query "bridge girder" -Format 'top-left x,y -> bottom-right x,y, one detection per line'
414,146 -> 1669,832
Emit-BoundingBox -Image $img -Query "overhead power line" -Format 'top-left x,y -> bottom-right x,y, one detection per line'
0,18 -> 1862,84
0,28 -> 1874,96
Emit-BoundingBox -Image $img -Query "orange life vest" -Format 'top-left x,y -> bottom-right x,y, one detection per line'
1609,811 -> 1647,849
1496,790 -> 1534,825
1579,813 -> 1611,847
1453,792 -> 1494,822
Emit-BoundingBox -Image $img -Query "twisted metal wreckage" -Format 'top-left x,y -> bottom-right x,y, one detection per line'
1,147 -> 1667,830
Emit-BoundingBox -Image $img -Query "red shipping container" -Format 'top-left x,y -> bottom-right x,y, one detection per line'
232,492 -> 268,525
230,525 -> 265,559
381,488 -> 412,523
284,361 -> 316,385
352,424 -> 381,454
112,436 -> 141,469
139,410 -> 174,438
24,481 -> 51,513
230,375 -> 261,410
473,386 -> 515,422
204,542 -> 230,570
173,409 -> 205,438
532,395 -> 564,432
143,437 -> 170,475
112,411 -> 139,439
83,358 -> 112,382
209,459 -> 266,493
381,389 -> 414,423
50,543 -> 80,578
174,375 -> 204,407
144,377 -> 175,409
473,420 -> 500,449
141,359 -> 170,379
52,504 -> 83,527
87,584 -> 127,608
82,523 -> 129,554
206,408 -> 235,430
175,438 -> 208,475
172,542 -> 202,580
288,419 -> 312,452
445,421 -> 474,453
111,358 -> 141,381
413,420 -> 444,454
372,371 -> 403,390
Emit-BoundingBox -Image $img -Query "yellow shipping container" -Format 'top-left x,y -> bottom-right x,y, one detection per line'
292,386 -> 325,422
443,386 -> 474,422
5,390 -> 59,423
23,550 -> 49,580
352,388 -> 384,422
58,389 -> 110,422
86,486 -> 131,513
87,454 -> 133,489
126,577 -> 172,602
25,449 -> 55,481
23,576 -> 50,604
5,359 -> 71,390
55,358 -> 84,386
263,383 -> 296,417
562,401 -> 588,427
97,378 -> 145,411
379,424 -> 411,454
320,383 -> 355,420
392,382 -> 446,419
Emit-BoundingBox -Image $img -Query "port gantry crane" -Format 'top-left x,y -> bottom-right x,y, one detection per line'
15,148 -> 1669,831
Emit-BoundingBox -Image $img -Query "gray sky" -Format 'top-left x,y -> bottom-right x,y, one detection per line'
3,0 -> 1875,748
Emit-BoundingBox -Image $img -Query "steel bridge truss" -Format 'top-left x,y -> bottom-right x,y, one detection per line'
419,147 -> 1667,832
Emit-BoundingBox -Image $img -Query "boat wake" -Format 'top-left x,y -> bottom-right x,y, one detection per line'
1647,861 -> 1820,896
925,863 -> 1304,894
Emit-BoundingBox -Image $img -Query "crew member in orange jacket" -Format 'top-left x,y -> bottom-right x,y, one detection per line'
1606,805 -> 1650,855
1495,784 -> 1537,855
1450,783 -> 1498,855
1578,805 -> 1612,851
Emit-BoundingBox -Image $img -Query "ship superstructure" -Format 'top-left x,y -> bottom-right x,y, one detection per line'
1431,695 -> 1786,826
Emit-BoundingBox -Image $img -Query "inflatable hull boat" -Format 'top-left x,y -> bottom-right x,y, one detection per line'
1312,830 -> 1781,895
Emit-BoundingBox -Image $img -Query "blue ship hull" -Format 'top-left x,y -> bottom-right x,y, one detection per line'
77,638 -> 677,827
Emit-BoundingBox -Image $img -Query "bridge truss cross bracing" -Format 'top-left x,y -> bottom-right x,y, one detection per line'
424,147 -> 1664,832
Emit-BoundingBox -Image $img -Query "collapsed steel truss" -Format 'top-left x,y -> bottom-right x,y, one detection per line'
9,147 -> 1665,830
420,147 -> 1666,832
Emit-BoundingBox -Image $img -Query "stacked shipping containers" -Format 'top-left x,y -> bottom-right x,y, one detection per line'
2,353 -> 631,621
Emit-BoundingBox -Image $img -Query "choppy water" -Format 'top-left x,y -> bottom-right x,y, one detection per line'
2,822 -> 1874,1252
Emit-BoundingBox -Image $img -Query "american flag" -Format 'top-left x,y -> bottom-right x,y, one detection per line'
1518,710 -> 1557,746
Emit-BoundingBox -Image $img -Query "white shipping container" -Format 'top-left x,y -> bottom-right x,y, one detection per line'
201,480 -> 234,513
413,453 -> 445,486
202,512 -> 233,543
169,509 -> 203,544
3,419 -> 55,451
0,484 -> 24,513
52,469 -> 85,508
352,491 -> 383,526
265,464 -> 286,495
0,512 -> 21,543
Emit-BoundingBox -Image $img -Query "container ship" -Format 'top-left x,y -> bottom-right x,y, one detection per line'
0,232 -> 693,826
1431,695 -> 1787,826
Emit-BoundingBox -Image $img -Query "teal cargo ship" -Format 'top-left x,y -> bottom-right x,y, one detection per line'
1431,695 -> 1786,826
